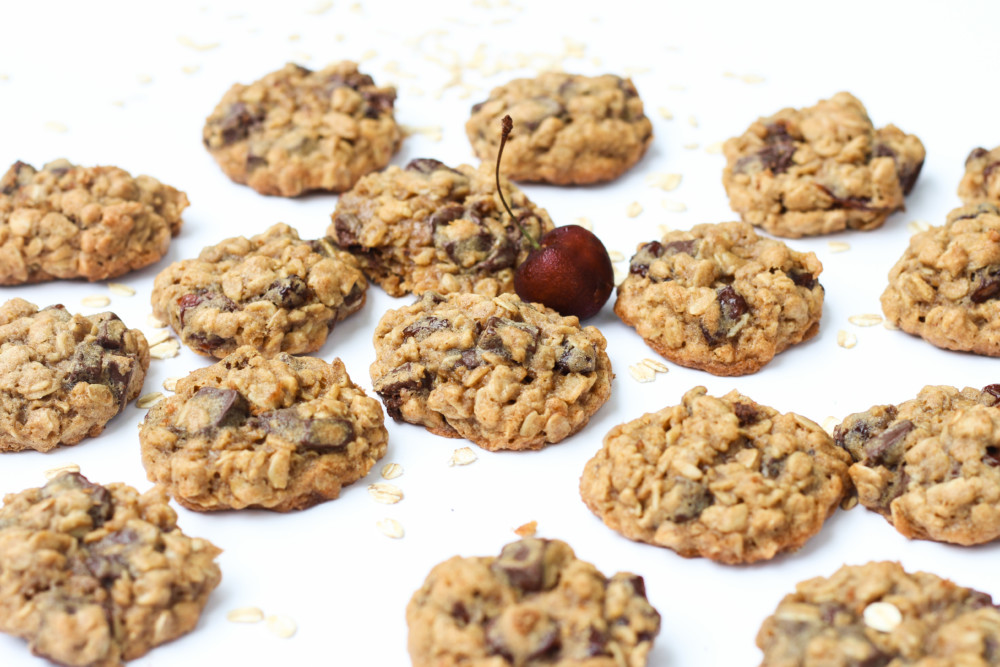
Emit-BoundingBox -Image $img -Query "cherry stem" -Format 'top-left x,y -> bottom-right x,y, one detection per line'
496,115 -> 539,250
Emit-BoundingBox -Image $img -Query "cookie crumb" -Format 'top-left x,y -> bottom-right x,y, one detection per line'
640,358 -> 669,373
44,121 -> 68,134
376,518 -> 404,539
608,250 -> 625,262
657,107 -> 674,120
137,392 -> 164,409
848,314 -> 883,327
149,339 -> 181,359
574,217 -> 593,231
107,283 -> 136,297
514,521 -> 537,537
147,314 -> 168,329
836,330 -> 857,349
646,173 -> 682,191
827,241 -> 851,253
449,447 -> 478,467
146,329 -> 171,346
162,377 -> 180,392
628,363 -> 655,383
626,202 -> 643,218
266,614 -> 297,639
907,219 -> 932,234
81,295 -> 111,309
43,463 -> 80,480
226,607 -> 264,624
661,199 -> 687,212
177,35 -> 220,51
380,462 -> 403,480
368,483 -> 404,504
863,602 -> 902,633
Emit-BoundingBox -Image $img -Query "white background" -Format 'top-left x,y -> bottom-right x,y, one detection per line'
1,0 -> 999,664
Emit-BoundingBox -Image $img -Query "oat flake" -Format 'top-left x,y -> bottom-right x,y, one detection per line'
81,296 -> 110,308
162,377 -> 180,392
626,202 -> 643,218
44,463 -> 81,480
381,462 -> 403,480
828,241 -> 851,253
226,607 -> 264,624
107,283 -> 136,297
836,330 -> 857,349
137,392 -> 164,409
368,483 -> 403,504
376,518 -> 404,539
628,364 -> 655,383
146,329 -> 171,346
863,601 -> 902,633
149,339 -> 180,359
848,314 -> 883,327
266,614 -> 297,639
647,173 -> 682,191
449,447 -> 478,467
608,250 -> 625,262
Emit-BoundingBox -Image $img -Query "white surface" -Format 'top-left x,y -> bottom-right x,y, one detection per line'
1,1 -> 998,665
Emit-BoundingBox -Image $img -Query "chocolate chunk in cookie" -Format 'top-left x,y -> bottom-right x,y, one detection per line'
959,144 -> 1000,207
203,62 -> 402,197
406,537 -> 661,666
722,92 -> 925,237
581,387 -> 852,564
370,291 -> 611,451
139,346 -> 387,511
0,159 -> 187,284
0,472 -> 221,665
614,221 -> 824,376
466,72 -> 653,184
151,223 -> 367,358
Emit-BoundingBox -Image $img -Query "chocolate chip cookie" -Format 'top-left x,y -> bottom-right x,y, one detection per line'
466,72 -> 653,184
834,384 -> 1000,545
329,158 -> 554,297
959,145 -> 1000,206
757,561 -> 1000,666
370,291 -> 611,451
407,537 -> 661,666
722,92 -> 925,237
0,159 -> 188,284
614,221 -> 824,376
580,387 -> 852,564
881,203 -> 1000,356
151,223 -> 367,358
139,346 -> 387,512
0,472 -> 221,666
203,62 -> 402,197
0,298 -> 149,453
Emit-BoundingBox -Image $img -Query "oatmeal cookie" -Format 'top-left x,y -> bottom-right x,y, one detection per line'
466,72 -> 653,185
203,62 -> 401,197
139,346 -> 387,512
722,92 -> 924,237
834,384 -> 1000,545
329,158 -> 554,297
0,472 -> 221,667
370,291 -> 611,451
407,537 -> 661,666
151,223 -> 367,358
0,298 -> 148,452
959,145 -> 1000,206
881,203 -> 1000,356
614,221 -> 823,376
757,561 -> 1000,666
580,387 -> 852,564
0,159 -> 187,284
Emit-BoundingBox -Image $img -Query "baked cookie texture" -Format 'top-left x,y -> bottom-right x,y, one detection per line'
139,346 -> 387,512
614,221 -> 823,376
406,537 -> 661,666
466,72 -> 653,185
0,298 -> 149,452
370,291 -> 611,451
329,159 -> 554,297
0,472 -> 221,667
722,92 -> 924,238
152,223 -> 367,359
959,145 -> 1000,206
203,62 -> 401,197
757,561 -> 1000,666
0,159 -> 187,284
880,203 -> 1000,356
834,384 -> 1000,545
580,387 -> 852,565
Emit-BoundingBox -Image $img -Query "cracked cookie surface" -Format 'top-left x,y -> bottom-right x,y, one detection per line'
722,92 -> 924,237
757,561 -> 1000,666
959,145 -> 1000,207
203,62 -> 401,197
614,221 -> 823,376
407,537 -> 661,667
834,384 -> 1000,545
151,223 -> 367,358
0,472 -> 221,667
140,346 -> 387,512
370,291 -> 611,451
580,387 -> 852,564
0,159 -> 187,284
329,159 -> 554,297
466,72 -> 653,185
0,298 -> 149,452
881,203 -> 1000,356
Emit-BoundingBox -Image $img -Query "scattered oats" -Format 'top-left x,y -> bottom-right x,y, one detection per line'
407,86 -> 425,97
146,329 -> 171,346
147,314 -> 167,329
137,392 -> 164,409
44,121 -> 68,133
683,142 -> 700,150
848,314 -> 883,327
661,199 -> 687,212
863,602 -> 902,633
288,33 -> 301,41
368,483 -> 403,504
306,0 -> 333,14
380,462 -> 403,480
177,35 -> 220,51
907,219 -> 932,234
81,295 -> 111,308
137,74 -> 153,85
400,124 -> 443,142
837,330 -> 858,349
107,283 -> 136,297
181,64 -> 201,75
449,447 -> 478,467
657,106 -> 674,120
706,141 -> 724,155
293,52 -> 313,62
608,250 -> 625,262
828,241 -> 851,253
687,115 -> 699,128
628,363 -> 656,383
723,71 -> 737,78
266,614 -> 297,639
647,173 -> 682,191
668,84 -> 686,91
741,74 -> 765,84
563,37 -> 586,59
641,358 -> 670,373
821,416 -> 839,436
626,201 -> 643,218
573,217 -> 593,231
162,377 -> 180,392
613,266 -> 627,286
226,607 -> 264,624
111,100 -> 125,108
360,49 -> 377,61
376,518 -> 404,539
44,463 -> 81,481
883,319 -> 900,331
514,521 -> 537,537
149,339 -> 181,359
